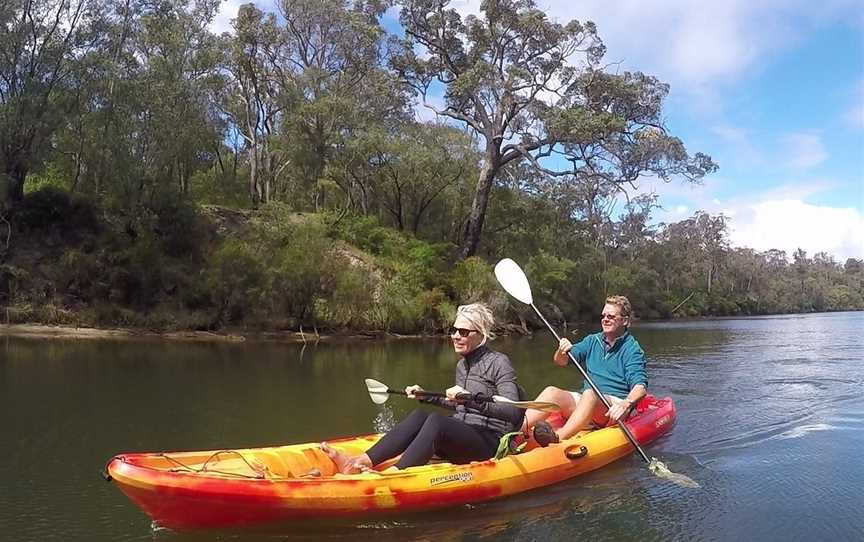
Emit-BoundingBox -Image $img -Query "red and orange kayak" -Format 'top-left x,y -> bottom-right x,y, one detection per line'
106,395 -> 676,530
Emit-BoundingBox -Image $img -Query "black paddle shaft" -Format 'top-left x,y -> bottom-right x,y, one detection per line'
386,388 -> 485,403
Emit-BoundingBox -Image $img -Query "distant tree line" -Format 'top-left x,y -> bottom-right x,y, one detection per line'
0,0 -> 859,333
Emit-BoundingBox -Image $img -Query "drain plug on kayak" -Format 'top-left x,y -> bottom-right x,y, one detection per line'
565,445 -> 588,460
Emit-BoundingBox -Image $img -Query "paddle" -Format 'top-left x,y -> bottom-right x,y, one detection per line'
494,258 -> 699,488
365,378 -> 561,413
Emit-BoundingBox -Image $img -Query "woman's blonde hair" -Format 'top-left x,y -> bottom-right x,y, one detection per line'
456,303 -> 496,343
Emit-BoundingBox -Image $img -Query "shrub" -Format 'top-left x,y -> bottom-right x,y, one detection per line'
59,249 -> 104,301
0,265 -> 28,304
315,265 -> 376,329
268,220 -> 333,323
109,235 -> 165,308
206,240 -> 266,325
449,257 -> 504,307
525,252 -> 577,303
151,197 -> 208,259
13,187 -> 100,235
189,169 -> 249,208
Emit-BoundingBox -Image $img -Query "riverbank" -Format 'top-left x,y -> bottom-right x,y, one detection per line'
0,322 -> 537,343
0,323 -> 429,343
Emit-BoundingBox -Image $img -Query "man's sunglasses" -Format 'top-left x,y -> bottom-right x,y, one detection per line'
450,327 -> 477,337
600,313 -> 622,321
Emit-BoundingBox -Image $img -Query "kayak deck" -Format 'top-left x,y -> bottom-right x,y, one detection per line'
107,395 -> 676,530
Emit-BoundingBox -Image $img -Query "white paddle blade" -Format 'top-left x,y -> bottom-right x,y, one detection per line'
365,378 -> 390,405
494,258 -> 533,305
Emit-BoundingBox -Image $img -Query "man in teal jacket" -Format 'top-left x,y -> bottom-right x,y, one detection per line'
524,295 -> 648,445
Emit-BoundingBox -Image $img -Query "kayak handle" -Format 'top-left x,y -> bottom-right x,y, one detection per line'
565,445 -> 588,460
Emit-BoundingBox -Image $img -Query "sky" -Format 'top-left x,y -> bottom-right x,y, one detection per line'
211,1 -> 864,262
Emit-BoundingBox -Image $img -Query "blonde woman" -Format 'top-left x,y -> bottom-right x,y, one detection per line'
322,303 -> 523,473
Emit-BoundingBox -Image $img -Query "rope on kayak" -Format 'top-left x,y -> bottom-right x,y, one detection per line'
160,451 -> 269,479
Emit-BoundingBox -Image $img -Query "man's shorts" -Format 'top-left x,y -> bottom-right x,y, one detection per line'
568,390 -> 635,428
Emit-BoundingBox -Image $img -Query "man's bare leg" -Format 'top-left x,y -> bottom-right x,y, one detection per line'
523,386 -> 577,432
555,389 -> 607,441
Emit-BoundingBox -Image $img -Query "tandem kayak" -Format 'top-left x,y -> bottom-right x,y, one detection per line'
106,395 -> 676,530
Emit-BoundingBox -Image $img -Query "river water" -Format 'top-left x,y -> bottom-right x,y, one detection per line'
1,312 -> 862,542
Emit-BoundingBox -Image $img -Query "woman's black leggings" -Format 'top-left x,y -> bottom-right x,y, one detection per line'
365,409 -> 501,469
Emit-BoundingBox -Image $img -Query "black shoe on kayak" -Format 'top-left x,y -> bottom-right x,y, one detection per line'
532,421 -> 559,447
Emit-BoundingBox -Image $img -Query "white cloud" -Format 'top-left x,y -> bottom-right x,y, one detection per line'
781,133 -> 828,169
210,0 -> 245,35
442,1 -> 859,114
210,0 -> 281,35
728,199 -> 864,261
634,176 -> 863,260
416,92 -> 446,122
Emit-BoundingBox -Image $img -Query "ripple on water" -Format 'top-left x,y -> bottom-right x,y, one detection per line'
372,406 -> 398,433
771,423 -> 835,440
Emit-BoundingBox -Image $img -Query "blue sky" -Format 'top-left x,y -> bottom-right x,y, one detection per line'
213,1 -> 864,261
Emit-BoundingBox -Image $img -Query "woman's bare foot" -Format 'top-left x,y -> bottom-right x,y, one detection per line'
320,442 -> 372,474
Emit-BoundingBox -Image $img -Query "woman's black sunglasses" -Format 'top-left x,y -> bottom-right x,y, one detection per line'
449,327 -> 477,338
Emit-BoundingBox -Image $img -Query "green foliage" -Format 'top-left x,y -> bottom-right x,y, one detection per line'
268,220 -> 333,323
394,0 -> 716,257
24,163 -> 73,194
60,249 -> 103,301
12,187 -> 100,235
524,251 -> 577,303
315,265 -> 376,329
189,169 -> 249,208
206,239 -> 266,325
327,213 -> 404,257
109,235 -> 166,308
149,196 -> 209,259
450,257 -> 504,307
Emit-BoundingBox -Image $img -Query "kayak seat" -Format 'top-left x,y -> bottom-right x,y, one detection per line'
302,448 -> 338,477
250,451 -> 290,478
277,448 -> 338,478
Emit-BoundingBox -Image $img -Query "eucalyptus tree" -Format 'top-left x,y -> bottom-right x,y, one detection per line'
44,0 -> 222,208
277,0 -> 408,210
325,122 -> 470,233
373,123 -> 477,235
392,0 -> 716,258
101,0 -> 223,205
695,211 -> 728,294
0,0 -> 99,207
132,0 -> 223,197
219,3 -> 292,205
613,194 -> 660,263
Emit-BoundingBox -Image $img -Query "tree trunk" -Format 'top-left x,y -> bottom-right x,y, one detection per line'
706,267 -> 711,294
249,139 -> 259,205
459,161 -> 497,259
1,166 -> 26,208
